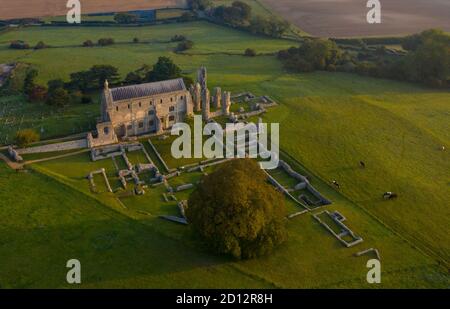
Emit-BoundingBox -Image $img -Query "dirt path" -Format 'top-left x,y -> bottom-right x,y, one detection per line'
260,0 -> 450,37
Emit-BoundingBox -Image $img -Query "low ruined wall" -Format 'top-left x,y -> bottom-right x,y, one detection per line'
7,146 -> 23,162
18,139 -> 87,154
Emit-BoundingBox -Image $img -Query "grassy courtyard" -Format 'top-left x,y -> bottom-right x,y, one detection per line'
0,20 -> 449,288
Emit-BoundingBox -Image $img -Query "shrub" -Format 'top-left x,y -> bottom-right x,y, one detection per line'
46,87 -> 69,107
133,37 -> 139,43
81,95 -> 93,104
15,129 -> 40,147
244,48 -> 256,57
180,12 -> 196,22
47,79 -> 65,92
171,34 -> 186,42
70,90 -> 83,103
187,159 -> 288,259
34,41 -> 48,49
28,85 -> 48,102
23,68 -> 38,95
9,40 -> 30,49
176,40 -> 194,52
97,38 -> 115,46
82,40 -> 94,47
114,12 -> 139,24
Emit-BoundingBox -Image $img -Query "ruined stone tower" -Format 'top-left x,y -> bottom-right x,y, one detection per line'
202,88 -> 210,121
222,91 -> 231,116
197,66 -> 207,90
193,82 -> 202,112
213,87 -> 222,109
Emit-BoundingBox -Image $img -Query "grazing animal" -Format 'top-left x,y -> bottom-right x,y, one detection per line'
360,161 -> 366,168
383,192 -> 398,200
332,180 -> 340,189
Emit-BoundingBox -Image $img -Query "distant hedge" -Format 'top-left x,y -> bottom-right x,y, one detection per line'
331,37 -> 404,46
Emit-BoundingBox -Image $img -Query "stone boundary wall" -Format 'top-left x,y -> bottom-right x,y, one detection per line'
355,248 -> 381,261
263,169 -> 310,210
87,168 -> 112,193
278,160 -> 332,206
17,139 -> 87,154
187,158 -> 233,173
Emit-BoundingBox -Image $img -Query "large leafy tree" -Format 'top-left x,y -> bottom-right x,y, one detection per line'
68,65 -> 120,91
89,65 -> 120,88
403,29 -> 450,87
145,56 -> 182,82
46,87 -> 69,107
187,159 -> 288,259
278,39 -> 343,72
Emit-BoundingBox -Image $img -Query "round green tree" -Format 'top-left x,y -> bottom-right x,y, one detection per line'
187,159 -> 288,259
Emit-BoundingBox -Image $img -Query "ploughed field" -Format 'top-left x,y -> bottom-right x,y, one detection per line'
0,21 -> 449,288
0,0 -> 188,20
261,0 -> 450,37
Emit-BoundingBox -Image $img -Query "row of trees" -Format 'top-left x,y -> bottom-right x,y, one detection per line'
10,40 -> 49,50
277,29 -> 450,88
25,57 -> 191,106
82,38 -> 115,47
114,12 -> 139,24
27,73 -> 91,107
190,0 -> 289,38
124,56 -> 193,86
213,1 -> 289,38
278,39 -> 344,72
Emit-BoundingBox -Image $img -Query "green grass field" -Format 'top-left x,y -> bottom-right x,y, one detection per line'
0,21 -> 449,288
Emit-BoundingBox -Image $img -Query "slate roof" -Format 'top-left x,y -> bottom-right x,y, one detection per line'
110,78 -> 186,102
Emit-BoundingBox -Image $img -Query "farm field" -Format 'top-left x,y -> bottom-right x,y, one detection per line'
0,0 -> 188,20
0,21 -> 449,288
0,21 -> 295,84
261,0 -> 450,37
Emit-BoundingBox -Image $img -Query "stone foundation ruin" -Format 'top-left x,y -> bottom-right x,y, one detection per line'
88,142 -> 163,194
87,168 -> 113,193
313,210 -> 363,248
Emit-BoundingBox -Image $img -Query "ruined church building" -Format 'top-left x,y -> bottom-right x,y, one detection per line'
88,67 -> 231,148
